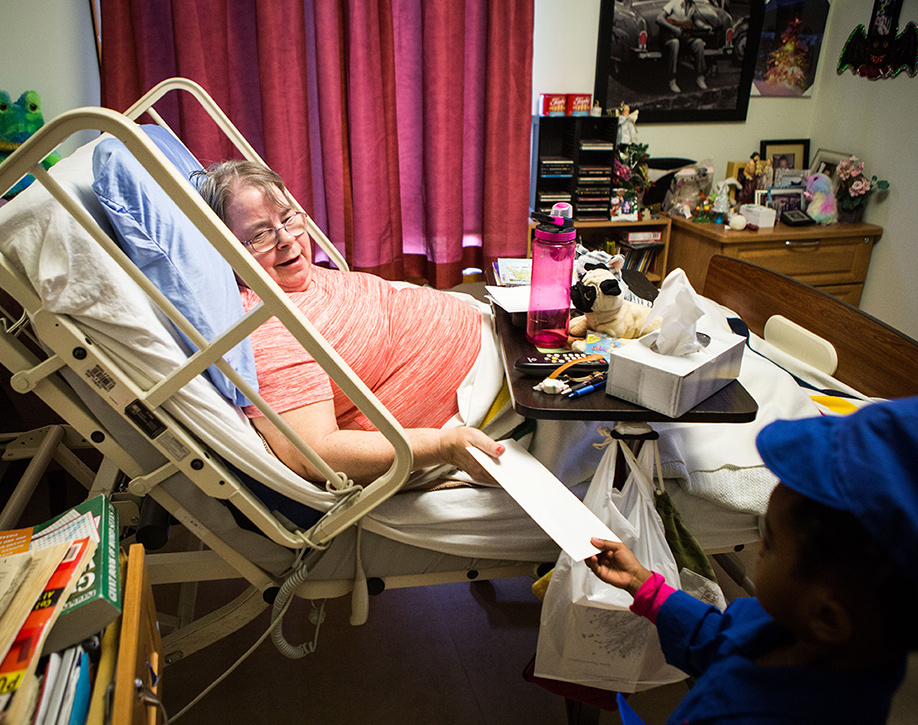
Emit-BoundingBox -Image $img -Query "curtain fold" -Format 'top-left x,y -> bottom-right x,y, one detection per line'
100,0 -> 533,287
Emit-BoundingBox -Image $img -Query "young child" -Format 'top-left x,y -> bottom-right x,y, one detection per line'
586,396 -> 918,723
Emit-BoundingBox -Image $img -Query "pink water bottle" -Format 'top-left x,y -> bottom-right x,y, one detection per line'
527,211 -> 576,348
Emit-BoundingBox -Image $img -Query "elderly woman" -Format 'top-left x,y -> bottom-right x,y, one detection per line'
195,160 -> 504,485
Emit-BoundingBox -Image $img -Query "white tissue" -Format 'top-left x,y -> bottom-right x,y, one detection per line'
646,268 -> 705,356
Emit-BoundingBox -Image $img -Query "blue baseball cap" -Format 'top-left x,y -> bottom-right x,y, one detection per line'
756,396 -> 918,583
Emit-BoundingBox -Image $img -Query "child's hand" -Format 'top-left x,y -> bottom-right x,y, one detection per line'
584,537 -> 653,596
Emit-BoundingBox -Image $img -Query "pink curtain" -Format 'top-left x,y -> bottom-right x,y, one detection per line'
101,0 -> 533,288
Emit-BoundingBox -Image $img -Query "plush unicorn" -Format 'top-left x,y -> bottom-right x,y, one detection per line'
805,173 -> 838,225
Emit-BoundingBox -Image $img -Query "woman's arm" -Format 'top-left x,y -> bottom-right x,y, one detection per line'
252,399 -> 503,485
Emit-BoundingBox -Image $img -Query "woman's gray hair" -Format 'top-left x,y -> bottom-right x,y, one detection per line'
192,160 -> 291,224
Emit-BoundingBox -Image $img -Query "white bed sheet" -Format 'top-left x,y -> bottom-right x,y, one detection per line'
652,297 -> 874,551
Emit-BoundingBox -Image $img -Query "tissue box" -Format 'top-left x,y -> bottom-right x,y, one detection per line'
739,204 -> 776,228
605,328 -> 745,418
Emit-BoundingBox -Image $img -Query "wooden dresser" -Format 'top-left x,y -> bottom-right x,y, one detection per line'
666,218 -> 882,305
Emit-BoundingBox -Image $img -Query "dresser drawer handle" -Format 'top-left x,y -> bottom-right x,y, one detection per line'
785,239 -> 820,248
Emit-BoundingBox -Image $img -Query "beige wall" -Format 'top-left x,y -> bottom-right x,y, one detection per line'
2,0 -> 100,156
533,0 -> 918,339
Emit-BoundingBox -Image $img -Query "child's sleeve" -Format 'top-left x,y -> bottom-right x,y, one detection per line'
629,572 -> 676,623
654,590 -> 731,677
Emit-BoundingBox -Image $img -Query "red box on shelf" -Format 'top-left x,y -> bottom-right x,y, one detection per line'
567,93 -> 591,116
539,94 -> 567,117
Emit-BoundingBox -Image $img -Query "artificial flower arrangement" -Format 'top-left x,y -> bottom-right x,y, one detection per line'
611,142 -> 651,202
835,155 -> 889,215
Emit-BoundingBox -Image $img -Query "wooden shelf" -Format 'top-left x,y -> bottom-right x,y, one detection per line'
576,216 -> 671,284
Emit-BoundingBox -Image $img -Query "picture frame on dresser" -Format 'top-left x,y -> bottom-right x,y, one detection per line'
767,188 -> 805,213
760,139 -> 810,171
811,149 -> 851,189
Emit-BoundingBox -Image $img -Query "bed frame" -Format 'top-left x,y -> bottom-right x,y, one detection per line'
0,79 -> 550,666
703,255 -> 918,400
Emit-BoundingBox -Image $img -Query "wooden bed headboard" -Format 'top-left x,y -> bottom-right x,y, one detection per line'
702,255 -> 918,401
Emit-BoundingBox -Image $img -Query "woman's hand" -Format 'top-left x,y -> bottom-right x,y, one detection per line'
435,426 -> 504,483
584,537 -> 652,596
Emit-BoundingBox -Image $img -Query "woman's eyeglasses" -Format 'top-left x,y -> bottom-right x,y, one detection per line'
243,212 -> 307,253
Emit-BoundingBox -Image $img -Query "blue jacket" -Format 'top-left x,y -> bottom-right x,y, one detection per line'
655,592 -> 906,724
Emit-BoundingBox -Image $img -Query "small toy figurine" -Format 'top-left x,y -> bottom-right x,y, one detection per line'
615,103 -> 639,144
736,152 -> 771,205
805,173 -> 838,225
711,178 -> 741,223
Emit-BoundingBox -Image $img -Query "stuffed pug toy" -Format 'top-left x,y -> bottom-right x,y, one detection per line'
569,265 -> 660,349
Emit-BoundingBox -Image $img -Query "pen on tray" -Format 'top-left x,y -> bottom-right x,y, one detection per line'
567,377 -> 607,398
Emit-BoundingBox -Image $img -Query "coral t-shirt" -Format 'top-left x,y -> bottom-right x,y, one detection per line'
239,267 -> 481,431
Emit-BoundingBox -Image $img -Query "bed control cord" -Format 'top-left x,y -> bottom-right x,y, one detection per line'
170,595 -> 295,721
170,547 -> 326,720
270,547 -> 327,658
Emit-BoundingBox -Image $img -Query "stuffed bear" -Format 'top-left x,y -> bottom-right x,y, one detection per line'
569,265 -> 660,349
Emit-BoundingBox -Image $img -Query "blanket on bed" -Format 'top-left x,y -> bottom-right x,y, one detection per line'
653,298 -> 871,517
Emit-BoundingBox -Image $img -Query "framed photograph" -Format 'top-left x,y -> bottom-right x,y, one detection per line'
752,0 -> 830,98
773,168 -> 808,189
610,188 -> 639,221
760,139 -> 810,170
754,189 -> 768,206
593,0 -> 764,123
810,149 -> 850,188
767,188 -> 806,213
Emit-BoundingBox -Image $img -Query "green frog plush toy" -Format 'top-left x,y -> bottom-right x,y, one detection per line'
1,90 -> 62,199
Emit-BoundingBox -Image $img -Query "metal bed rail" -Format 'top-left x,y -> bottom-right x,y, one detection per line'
0,86 -> 413,552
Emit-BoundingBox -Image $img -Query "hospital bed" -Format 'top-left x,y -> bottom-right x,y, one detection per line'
0,78 -> 561,664
2,78 -> 917,673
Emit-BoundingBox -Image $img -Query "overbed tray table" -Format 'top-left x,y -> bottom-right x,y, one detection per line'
492,304 -> 758,423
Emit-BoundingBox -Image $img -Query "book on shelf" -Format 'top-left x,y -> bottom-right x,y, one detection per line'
575,192 -> 610,204
0,533 -> 97,718
578,165 -> 612,177
0,546 -> 70,670
579,139 -> 614,151
616,238 -> 665,251
38,496 -> 121,656
539,157 -> 573,177
611,228 -> 663,244
617,246 -> 660,274
536,191 -> 571,204
31,643 -> 91,725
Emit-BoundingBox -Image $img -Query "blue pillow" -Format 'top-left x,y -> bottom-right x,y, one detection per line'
141,124 -> 203,182
91,127 -> 258,406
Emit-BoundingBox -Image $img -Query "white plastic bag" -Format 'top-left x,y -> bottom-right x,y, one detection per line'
533,429 -> 688,693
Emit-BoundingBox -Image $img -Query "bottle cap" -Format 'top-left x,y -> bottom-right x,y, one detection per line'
550,202 -> 573,218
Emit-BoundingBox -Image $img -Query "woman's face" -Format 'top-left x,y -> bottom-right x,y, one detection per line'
225,184 -> 313,293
